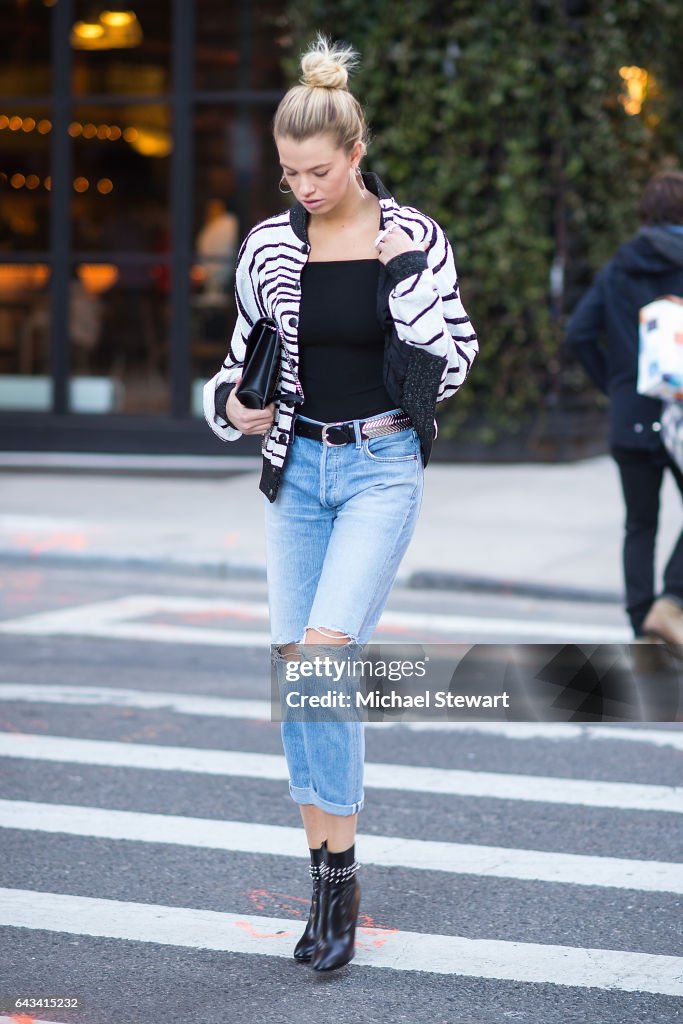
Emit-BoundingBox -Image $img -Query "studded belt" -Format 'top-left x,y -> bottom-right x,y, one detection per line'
294,411 -> 413,446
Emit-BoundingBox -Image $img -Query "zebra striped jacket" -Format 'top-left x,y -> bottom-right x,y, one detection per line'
203,170 -> 478,502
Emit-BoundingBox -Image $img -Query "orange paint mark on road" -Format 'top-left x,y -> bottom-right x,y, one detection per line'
234,920 -> 292,940
0,717 -> 26,734
248,892 -> 398,935
11,530 -> 89,554
173,608 -> 266,624
9,1015 -> 37,1023
247,888 -> 308,918
356,925 -> 400,950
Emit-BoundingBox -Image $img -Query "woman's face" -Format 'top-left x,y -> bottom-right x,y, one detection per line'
276,133 -> 361,215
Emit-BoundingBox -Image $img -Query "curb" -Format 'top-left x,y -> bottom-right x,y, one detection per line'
407,569 -> 621,605
0,453 -> 262,477
0,549 -> 622,604
0,549 -> 267,581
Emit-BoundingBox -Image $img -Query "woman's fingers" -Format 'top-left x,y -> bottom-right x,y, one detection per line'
375,224 -> 431,262
226,389 -> 274,433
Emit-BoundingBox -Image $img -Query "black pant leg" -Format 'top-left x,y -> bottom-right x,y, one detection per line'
611,447 -> 665,635
661,450 -> 683,605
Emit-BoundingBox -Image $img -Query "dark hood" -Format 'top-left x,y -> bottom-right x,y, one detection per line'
613,227 -> 683,274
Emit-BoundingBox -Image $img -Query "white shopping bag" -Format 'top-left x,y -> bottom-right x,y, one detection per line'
637,295 -> 683,401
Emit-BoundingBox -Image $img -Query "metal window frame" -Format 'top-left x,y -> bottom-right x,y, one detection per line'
0,0 -> 283,453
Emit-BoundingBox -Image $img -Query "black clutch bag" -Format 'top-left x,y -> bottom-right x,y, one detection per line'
235,316 -> 280,409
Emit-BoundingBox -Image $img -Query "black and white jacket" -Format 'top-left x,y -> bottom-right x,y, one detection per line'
203,171 -> 478,502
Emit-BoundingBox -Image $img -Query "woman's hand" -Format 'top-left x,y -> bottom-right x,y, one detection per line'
226,379 -> 275,435
375,224 -> 429,265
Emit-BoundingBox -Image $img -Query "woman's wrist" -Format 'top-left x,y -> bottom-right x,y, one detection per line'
215,381 -> 237,427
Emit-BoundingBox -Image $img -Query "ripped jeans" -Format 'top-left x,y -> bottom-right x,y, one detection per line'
265,410 -> 424,816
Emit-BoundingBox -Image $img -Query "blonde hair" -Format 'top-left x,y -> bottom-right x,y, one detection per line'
273,33 -> 369,158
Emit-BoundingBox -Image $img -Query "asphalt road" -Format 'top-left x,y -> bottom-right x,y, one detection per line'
0,563 -> 681,1024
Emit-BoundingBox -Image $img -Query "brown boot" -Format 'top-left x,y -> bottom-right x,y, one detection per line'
642,598 -> 683,655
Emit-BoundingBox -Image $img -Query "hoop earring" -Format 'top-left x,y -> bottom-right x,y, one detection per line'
355,166 -> 367,198
278,175 -> 292,194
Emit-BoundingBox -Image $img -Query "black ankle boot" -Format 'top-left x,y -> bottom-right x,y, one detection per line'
293,842 -> 326,962
311,846 -> 360,972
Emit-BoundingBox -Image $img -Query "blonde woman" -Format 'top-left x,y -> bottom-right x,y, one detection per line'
204,34 -> 477,971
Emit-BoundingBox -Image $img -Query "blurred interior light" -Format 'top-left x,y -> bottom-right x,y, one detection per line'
44,176 -> 52,190
0,264 -> 50,298
74,177 -> 90,192
21,117 -> 36,132
82,123 -> 97,139
68,122 -> 83,137
619,65 -> 649,116
126,127 -> 171,158
70,9 -> 142,50
10,174 -> 26,189
0,116 -> 9,130
77,263 -> 119,295
71,20 -> 105,46
97,178 -> 114,194
109,125 -> 122,140
100,10 -> 135,27
9,117 -> 22,131
26,175 -> 40,190
37,119 -> 52,134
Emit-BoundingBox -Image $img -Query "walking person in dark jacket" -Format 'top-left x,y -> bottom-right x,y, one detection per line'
565,170 -> 683,646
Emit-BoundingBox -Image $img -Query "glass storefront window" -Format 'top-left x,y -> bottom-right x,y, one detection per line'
0,0 -> 291,443
71,2 -> 169,97
71,103 -> 169,252
190,103 -> 284,412
67,260 -> 169,414
193,103 -> 284,246
0,105 -> 51,250
0,0 -> 52,96
195,0 -> 286,91
0,263 -> 51,411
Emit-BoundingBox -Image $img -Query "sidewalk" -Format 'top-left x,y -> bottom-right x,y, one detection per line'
0,454 -> 681,603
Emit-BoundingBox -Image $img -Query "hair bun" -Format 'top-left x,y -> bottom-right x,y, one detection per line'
300,33 -> 358,90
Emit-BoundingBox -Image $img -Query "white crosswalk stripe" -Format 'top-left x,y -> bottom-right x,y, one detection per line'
0,593 -> 631,642
1,798 -> 681,894
1,731 -> 680,812
1,624 -> 681,1000
0,887 -> 680,995
1,683 -> 681,749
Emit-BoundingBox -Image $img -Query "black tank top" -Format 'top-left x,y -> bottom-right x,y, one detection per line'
297,259 -> 394,422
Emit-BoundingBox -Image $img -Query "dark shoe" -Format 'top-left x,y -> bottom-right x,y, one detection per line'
293,842 -> 325,962
311,864 -> 360,972
642,598 -> 683,657
293,864 -> 323,962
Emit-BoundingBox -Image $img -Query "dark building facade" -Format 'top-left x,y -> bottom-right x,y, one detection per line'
0,0 -> 287,453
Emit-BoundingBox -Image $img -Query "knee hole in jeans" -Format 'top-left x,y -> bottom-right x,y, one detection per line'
275,628 -> 355,662
275,641 -> 302,662
305,626 -> 354,645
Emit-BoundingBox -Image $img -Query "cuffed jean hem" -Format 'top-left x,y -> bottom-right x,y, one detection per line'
288,781 -> 364,817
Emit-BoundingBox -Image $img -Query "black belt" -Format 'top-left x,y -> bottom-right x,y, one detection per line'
294,411 -> 413,446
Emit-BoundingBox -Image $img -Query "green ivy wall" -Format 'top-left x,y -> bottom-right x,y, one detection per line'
281,1 -> 683,444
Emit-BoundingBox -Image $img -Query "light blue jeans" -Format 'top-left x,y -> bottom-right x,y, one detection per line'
265,409 -> 424,816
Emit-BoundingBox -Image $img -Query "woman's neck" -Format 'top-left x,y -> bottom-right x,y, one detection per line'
308,188 -> 379,235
